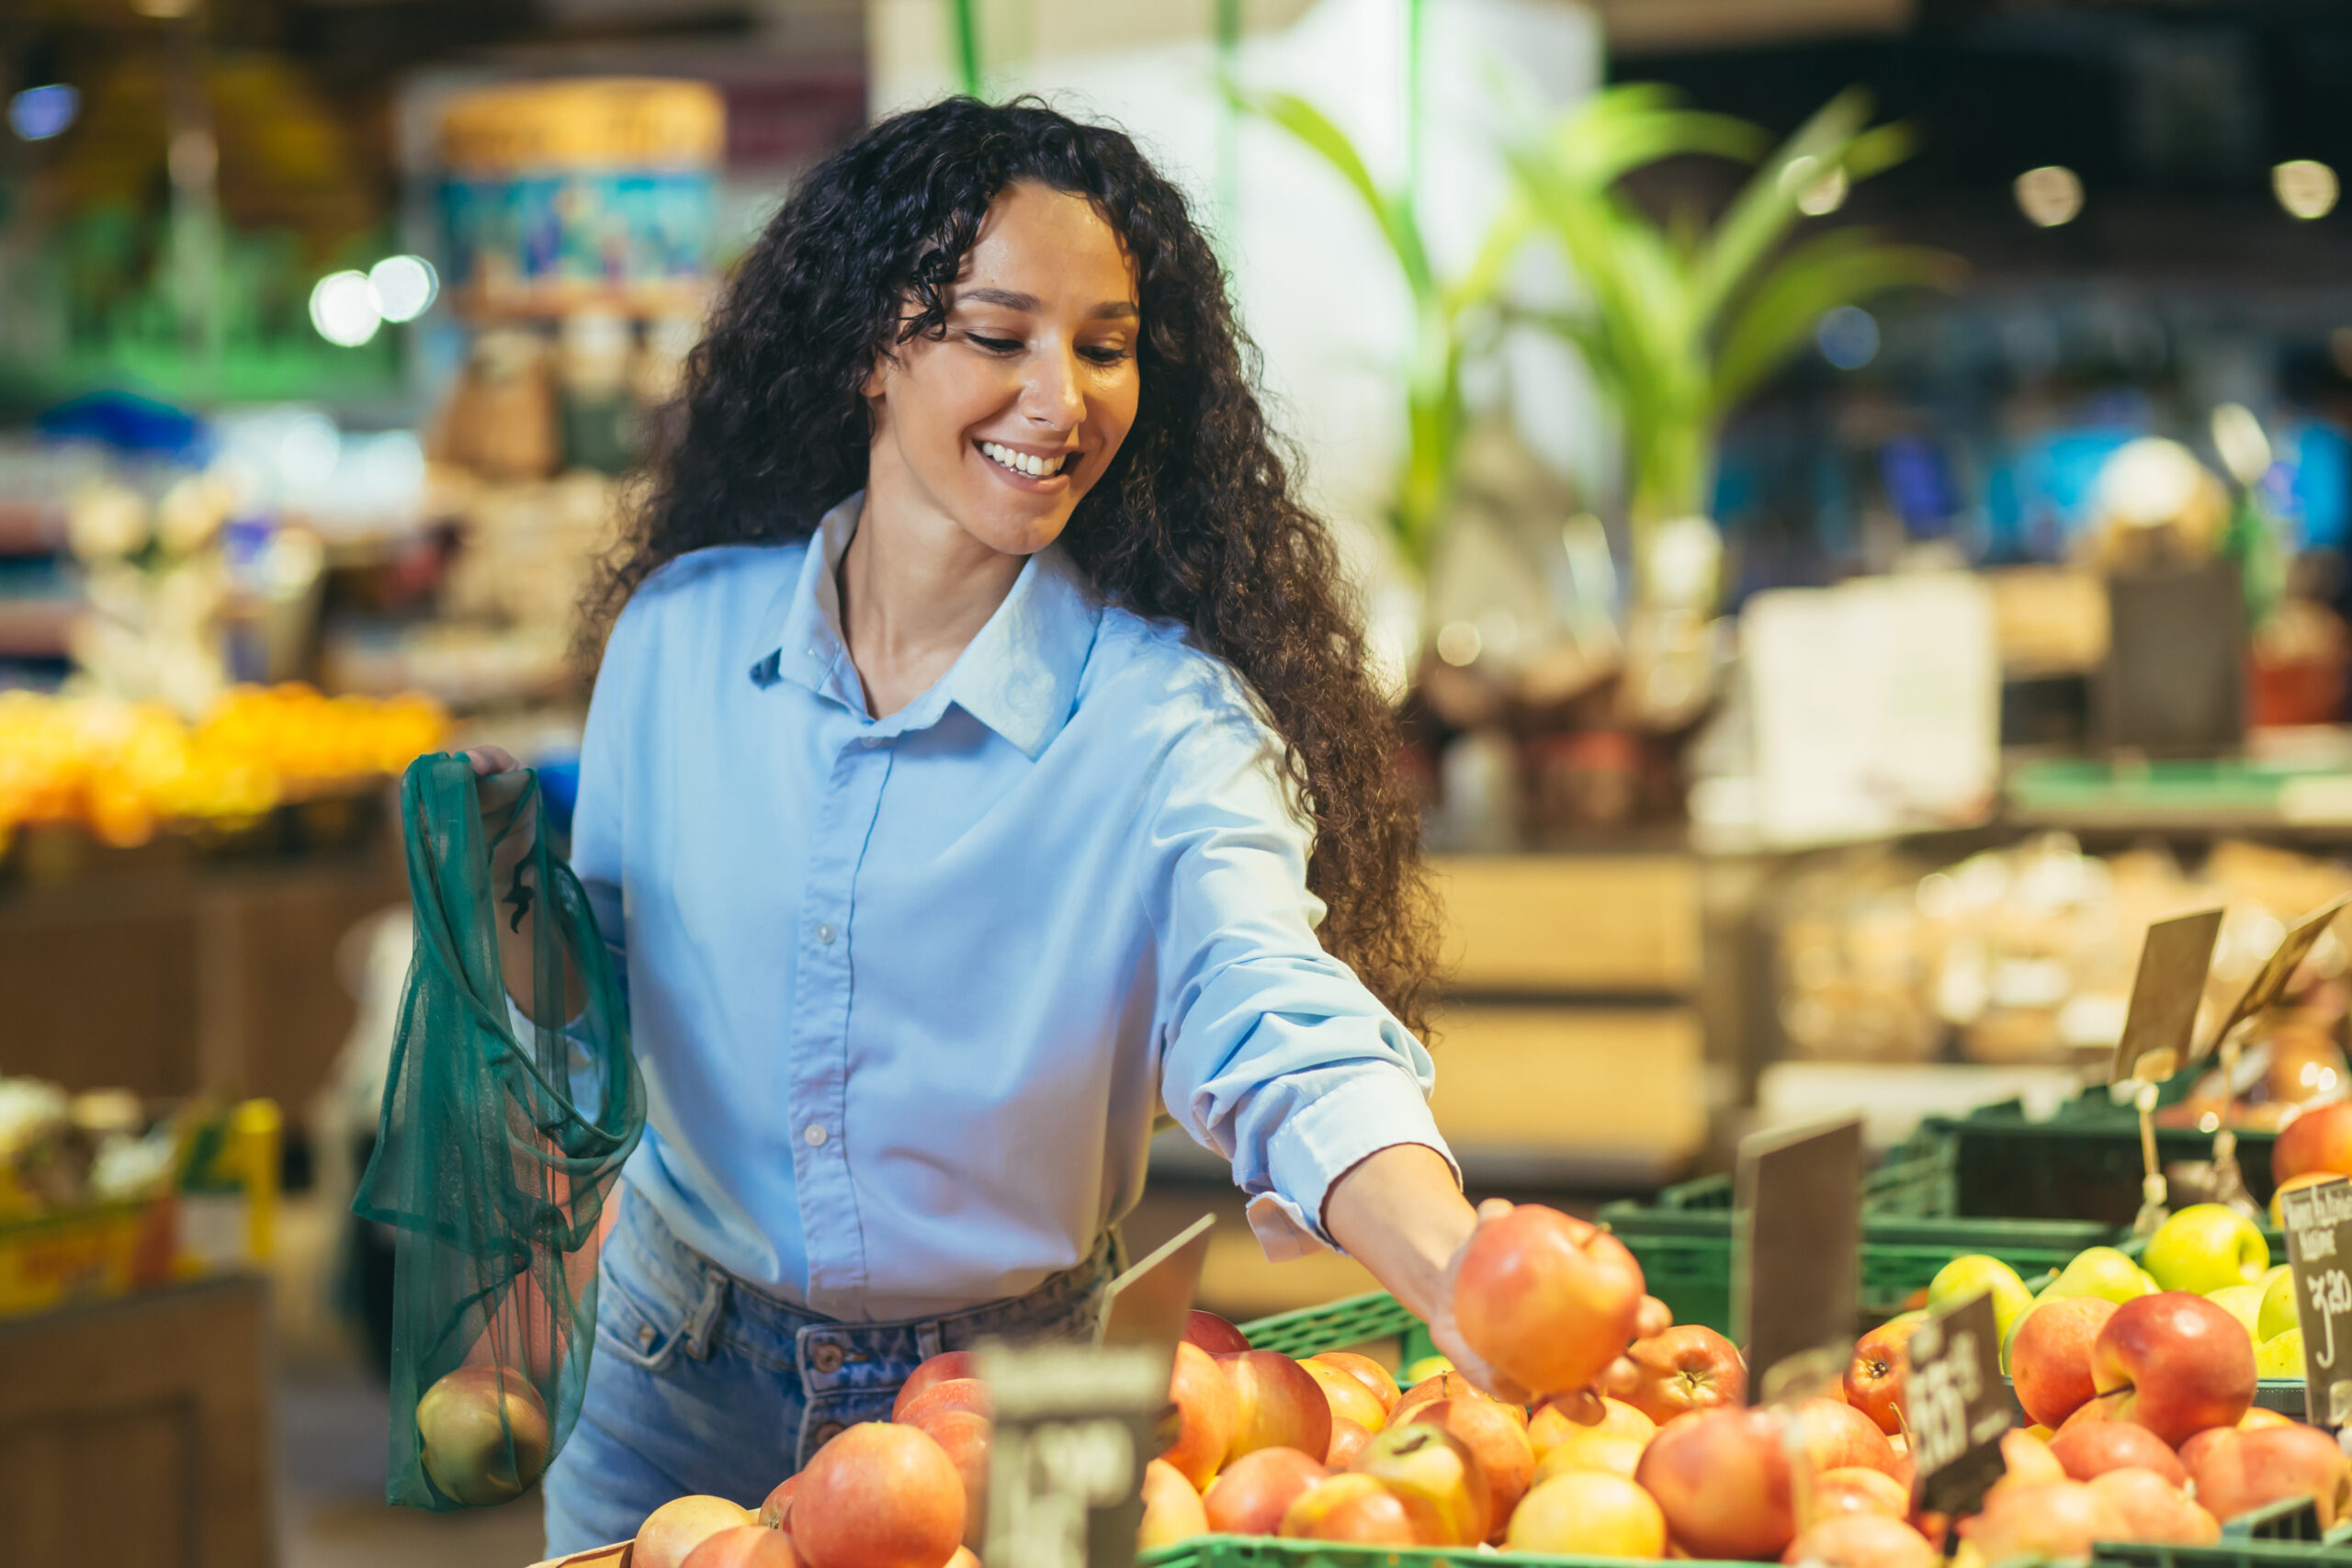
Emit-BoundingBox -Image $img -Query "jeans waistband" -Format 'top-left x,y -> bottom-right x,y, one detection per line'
611,1186 -> 1117,1348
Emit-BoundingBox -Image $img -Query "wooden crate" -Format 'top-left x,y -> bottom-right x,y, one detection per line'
1429,1004 -> 1708,1181
0,1277 -> 271,1568
1430,854 -> 1699,994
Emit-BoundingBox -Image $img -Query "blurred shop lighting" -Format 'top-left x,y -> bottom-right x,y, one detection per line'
368,255 -> 439,323
2211,402 -> 2272,488
2273,159 -> 2339,220
1435,621 -> 1484,667
308,272 -> 381,348
2015,164 -> 2085,228
7,85 -> 78,141
1780,154 -> 1849,217
1816,305 -> 1880,370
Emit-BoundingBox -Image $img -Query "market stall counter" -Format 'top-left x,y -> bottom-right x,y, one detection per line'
0,1275 -> 270,1567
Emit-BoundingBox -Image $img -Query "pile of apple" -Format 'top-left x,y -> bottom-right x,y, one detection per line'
602,1201 -> 2352,1568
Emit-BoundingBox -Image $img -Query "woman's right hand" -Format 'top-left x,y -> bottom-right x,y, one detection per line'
463,746 -> 538,875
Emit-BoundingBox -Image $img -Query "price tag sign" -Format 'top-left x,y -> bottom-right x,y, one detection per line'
1736,1115 -> 1862,1390
2204,897 -> 2350,1061
2109,908 -> 2223,1085
1904,1290 -> 2012,1516
2278,1175 -> 2352,1427
978,1341 -> 1169,1568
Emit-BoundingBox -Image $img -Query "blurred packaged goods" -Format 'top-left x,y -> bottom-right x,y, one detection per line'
1774,833 -> 2352,1069
0,1077 -> 279,1317
436,78 -> 723,321
0,683 -> 447,851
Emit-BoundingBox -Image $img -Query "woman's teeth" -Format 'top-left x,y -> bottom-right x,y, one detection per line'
979,441 -> 1070,479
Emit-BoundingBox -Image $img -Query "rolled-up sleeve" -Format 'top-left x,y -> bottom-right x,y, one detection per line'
1143,705 -> 1456,1260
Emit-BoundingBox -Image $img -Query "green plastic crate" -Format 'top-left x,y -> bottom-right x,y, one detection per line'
1599,1128 -> 2119,1337
1949,1083 -> 2284,1229
2092,1497 -> 2352,1565
1139,1536 -> 1750,1568
1238,1292 -> 1437,1370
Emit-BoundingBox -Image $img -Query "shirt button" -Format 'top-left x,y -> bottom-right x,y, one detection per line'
815,921 -> 836,945
860,736 -> 885,749
805,1123 -> 829,1147
809,1342 -> 844,1374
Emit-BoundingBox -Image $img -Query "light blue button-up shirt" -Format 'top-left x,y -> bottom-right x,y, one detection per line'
571,493 -> 1452,1322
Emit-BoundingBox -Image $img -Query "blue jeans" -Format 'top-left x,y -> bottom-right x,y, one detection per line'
540,1189 -> 1114,1555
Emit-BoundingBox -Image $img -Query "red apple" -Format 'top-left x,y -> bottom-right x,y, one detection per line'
1219,1350 -> 1332,1462
1844,1319 -> 1919,1437
1183,1310 -> 1251,1355
1136,1457 -> 1209,1551
758,1475 -> 798,1531
1960,1480 -> 2126,1562
682,1527 -> 801,1568
1452,1205 -> 1646,1397
2086,1468 -> 2218,1545
1392,1371 -> 1510,1427
2048,1420 -> 2185,1486
789,1423 -> 964,1568
1601,1325 -> 1747,1425
2275,1100 -> 2352,1182
1160,1341 -> 1238,1488
1814,1466 -> 1910,1519
1348,1420 -> 1488,1546
637,1498 -> 759,1568
902,1408 -> 989,1550
1326,1416 -> 1372,1468
1299,1357 -> 1388,1433
1634,1407 -> 1796,1562
1307,1351 -> 1400,1415
1405,1397 -> 1535,1540
2089,1292 -> 2256,1446
2182,1423 -> 2352,1529
1279,1473 -> 1419,1544
2009,1297 -> 2119,1429
1795,1396 -> 1902,1479
1201,1446 -> 1327,1535
1780,1513 -> 1937,1568
892,1351 -> 980,1420
894,1379 -> 991,1427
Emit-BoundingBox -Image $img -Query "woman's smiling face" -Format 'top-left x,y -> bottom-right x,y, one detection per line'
863,180 -> 1144,558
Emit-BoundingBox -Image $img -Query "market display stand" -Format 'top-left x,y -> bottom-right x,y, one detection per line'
0,1275 -> 270,1567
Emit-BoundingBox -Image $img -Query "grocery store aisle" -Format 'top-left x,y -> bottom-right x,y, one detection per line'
277,1359 -> 546,1568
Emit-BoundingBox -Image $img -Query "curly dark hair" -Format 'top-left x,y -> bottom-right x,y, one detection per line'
589,96 -> 1438,1034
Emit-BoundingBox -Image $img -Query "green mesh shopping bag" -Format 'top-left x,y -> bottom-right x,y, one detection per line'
354,752 -> 643,1510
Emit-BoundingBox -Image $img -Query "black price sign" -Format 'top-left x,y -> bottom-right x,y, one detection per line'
1736,1114 -> 1862,1390
978,1341 -> 1169,1568
1903,1291 -> 2012,1517
2278,1175 -> 2352,1427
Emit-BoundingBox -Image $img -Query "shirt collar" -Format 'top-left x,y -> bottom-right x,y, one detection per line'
756,491 -> 1102,760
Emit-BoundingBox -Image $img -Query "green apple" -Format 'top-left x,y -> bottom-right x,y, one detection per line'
1930,1254 -> 2035,1351
2260,1267 -> 2301,1342
2257,1326 -> 2305,1380
2143,1204 -> 2269,1294
2205,1284 -> 2266,1340
2261,1264 -> 2291,1291
2040,1247 -> 2159,1305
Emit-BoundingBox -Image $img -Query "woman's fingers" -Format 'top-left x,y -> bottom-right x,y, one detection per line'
465,745 -> 521,776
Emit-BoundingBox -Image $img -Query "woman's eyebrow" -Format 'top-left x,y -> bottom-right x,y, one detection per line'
956,287 -> 1138,321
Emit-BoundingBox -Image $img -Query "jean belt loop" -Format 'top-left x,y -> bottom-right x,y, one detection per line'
915,1320 -> 945,1362
682,1262 -> 728,1360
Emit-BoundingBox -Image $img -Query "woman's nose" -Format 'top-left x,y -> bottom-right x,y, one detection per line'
1020,347 -> 1086,429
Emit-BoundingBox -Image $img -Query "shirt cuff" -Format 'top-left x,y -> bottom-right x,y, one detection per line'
1247,1068 -> 1460,1262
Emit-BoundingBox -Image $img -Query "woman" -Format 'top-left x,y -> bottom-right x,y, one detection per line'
479,97 -> 1511,1554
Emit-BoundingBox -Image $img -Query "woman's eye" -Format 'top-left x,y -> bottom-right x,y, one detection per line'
967,333 -> 1023,354
1081,345 -> 1133,366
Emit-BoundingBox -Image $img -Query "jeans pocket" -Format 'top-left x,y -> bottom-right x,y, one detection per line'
594,1254 -> 692,1371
